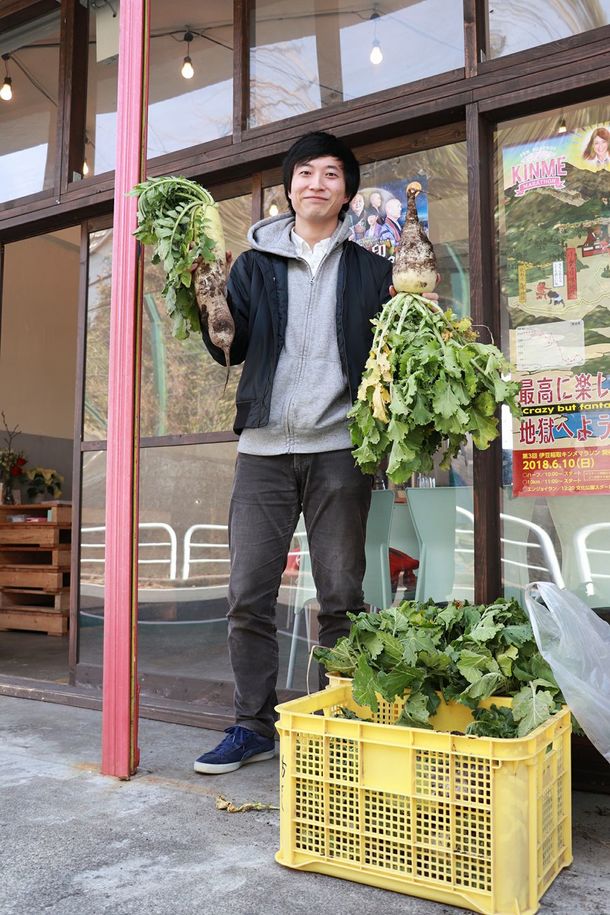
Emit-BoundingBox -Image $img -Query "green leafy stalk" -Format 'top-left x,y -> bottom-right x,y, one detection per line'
350,294 -> 521,481
319,597 -> 565,739
129,176 -> 222,340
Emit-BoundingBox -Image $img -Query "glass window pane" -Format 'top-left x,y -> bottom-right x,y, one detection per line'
496,99 -> 610,609
84,6 -> 118,178
0,11 -> 61,204
84,229 -> 112,441
83,194 -> 251,441
488,1 -> 610,59
147,4 -> 233,160
140,193 -> 250,437
250,1 -> 465,128
79,450 -> 107,669
138,442 -> 315,688
83,3 -> 234,179
79,442 -> 327,690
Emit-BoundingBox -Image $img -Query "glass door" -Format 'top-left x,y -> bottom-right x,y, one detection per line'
495,97 -> 610,611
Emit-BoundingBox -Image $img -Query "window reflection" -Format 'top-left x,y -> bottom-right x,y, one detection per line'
488,0 -> 610,59
83,2 -> 233,179
250,0 -> 464,128
139,193 -> 250,437
496,99 -> 610,608
84,194 -> 251,441
79,451 -> 107,668
0,11 -> 61,204
78,443 -> 318,688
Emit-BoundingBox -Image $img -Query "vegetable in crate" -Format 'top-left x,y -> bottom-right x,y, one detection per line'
130,176 -> 234,371
349,182 -> 520,482
314,597 -> 567,738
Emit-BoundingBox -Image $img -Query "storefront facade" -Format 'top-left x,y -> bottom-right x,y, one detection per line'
1,1 -> 609,777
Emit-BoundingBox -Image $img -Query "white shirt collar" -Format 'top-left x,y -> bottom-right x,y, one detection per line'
291,229 -> 333,276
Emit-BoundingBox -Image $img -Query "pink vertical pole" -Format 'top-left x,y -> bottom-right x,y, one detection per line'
101,0 -> 150,778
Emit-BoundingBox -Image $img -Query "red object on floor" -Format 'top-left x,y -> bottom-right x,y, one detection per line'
389,548 -> 419,591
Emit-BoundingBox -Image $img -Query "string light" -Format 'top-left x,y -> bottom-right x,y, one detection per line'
1,54 -> 12,101
268,203 -> 279,217
82,134 -> 93,177
369,12 -> 383,66
181,29 -> 194,79
557,116 -> 567,134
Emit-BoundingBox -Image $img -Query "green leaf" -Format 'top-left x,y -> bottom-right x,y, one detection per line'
512,684 -> 556,737
469,404 -> 499,451
459,672 -> 505,703
496,645 -> 519,677
501,623 -> 534,647
456,648 -> 494,684
359,630 -> 385,660
432,381 -> 463,419
352,654 -> 379,712
466,705 -> 518,738
377,630 -> 408,665
375,668 -> 421,703
435,602 -> 465,631
469,616 -> 503,643
395,691 -> 433,729
313,638 -> 357,674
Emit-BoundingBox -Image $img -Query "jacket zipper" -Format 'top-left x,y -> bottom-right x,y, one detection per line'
285,260 -> 315,446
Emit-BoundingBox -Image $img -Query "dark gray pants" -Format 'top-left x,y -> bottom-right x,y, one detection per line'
227,449 -> 372,738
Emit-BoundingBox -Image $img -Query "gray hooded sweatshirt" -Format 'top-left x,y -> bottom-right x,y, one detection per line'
238,212 -> 353,456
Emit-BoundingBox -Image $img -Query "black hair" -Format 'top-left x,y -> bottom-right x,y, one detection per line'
282,131 -> 360,216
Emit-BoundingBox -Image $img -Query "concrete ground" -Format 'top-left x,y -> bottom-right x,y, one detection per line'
1,696 -> 610,915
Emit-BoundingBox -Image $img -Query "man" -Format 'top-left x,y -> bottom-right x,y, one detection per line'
367,189 -> 385,224
194,131 -> 393,774
378,196 -> 403,244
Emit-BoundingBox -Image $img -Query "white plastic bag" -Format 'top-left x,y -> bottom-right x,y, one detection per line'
524,582 -> 610,762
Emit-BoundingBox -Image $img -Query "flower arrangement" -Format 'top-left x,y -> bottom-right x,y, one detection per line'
0,412 -> 63,504
25,467 -> 63,500
0,413 -> 27,503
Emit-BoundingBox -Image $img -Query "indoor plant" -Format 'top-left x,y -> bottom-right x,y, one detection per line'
0,412 -> 27,505
24,466 -> 63,501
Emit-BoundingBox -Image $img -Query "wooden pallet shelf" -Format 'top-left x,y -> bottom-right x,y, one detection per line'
0,502 -> 72,636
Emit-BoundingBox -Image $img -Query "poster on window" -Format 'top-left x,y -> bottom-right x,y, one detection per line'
347,178 -> 428,262
502,123 -> 610,496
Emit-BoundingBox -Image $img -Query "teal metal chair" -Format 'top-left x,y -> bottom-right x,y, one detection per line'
362,489 -> 395,610
406,487 -> 474,602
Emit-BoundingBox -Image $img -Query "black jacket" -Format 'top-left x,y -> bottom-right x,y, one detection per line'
201,240 -> 393,435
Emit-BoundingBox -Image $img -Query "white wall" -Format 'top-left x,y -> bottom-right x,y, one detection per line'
0,227 -> 80,493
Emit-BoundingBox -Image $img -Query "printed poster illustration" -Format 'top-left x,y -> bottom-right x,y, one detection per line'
348,178 -> 429,262
502,123 -> 610,496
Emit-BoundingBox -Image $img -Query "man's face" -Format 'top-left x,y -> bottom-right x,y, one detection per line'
288,156 -> 349,224
386,198 -> 402,220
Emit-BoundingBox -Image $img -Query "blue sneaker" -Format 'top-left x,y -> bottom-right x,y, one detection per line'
194,725 -> 276,774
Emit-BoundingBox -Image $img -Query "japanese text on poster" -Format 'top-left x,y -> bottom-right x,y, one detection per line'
502,123 -> 610,496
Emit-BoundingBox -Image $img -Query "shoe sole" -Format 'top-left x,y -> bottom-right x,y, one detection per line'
194,748 -> 276,775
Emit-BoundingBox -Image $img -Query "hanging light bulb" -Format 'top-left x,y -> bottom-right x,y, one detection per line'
181,29 -> 195,79
268,203 -> 279,217
370,39 -> 383,65
82,133 -> 91,177
369,11 -> 383,66
1,54 -> 12,101
557,116 -> 567,134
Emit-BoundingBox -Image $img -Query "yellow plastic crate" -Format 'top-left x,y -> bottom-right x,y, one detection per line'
275,683 -> 572,915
